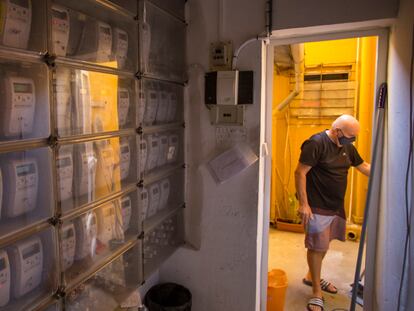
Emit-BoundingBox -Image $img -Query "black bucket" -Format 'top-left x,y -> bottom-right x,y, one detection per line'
145,283 -> 192,311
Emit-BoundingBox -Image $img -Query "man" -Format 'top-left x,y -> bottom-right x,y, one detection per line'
295,114 -> 370,311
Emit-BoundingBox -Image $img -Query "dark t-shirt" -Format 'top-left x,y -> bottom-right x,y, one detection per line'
299,131 -> 364,215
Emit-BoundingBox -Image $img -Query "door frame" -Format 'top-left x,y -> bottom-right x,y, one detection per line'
257,22 -> 390,310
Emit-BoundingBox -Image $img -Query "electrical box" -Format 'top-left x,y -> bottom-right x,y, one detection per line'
210,41 -> 233,70
209,105 -> 244,126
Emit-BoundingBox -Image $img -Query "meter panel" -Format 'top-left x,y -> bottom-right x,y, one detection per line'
0,227 -> 57,311
53,66 -> 137,137
0,0 -> 47,52
139,1 -> 186,82
143,209 -> 184,279
61,201 -> 140,287
139,78 -> 184,127
0,57 -> 50,143
51,1 -> 137,71
64,241 -> 142,310
0,148 -> 53,239
57,137 -> 137,214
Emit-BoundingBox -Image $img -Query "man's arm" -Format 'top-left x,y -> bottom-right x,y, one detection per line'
295,162 -> 313,226
356,161 -> 370,176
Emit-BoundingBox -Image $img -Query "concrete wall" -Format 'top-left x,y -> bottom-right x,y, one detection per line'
159,1 -> 266,310
272,0 -> 400,30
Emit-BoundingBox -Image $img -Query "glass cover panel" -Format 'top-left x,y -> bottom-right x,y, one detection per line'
140,169 -> 184,222
107,0 -> 137,14
61,199 -> 139,286
57,136 -> 137,214
139,1 -> 185,82
0,0 -> 46,51
0,227 -> 57,311
143,210 -> 183,279
139,78 -> 183,127
140,129 -> 184,177
0,58 -> 50,142
52,1 -> 137,71
53,66 -> 137,137
0,148 -> 53,238
149,0 -> 185,19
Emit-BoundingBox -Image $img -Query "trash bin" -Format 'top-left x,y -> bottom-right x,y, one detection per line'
145,283 -> 192,311
267,269 -> 288,311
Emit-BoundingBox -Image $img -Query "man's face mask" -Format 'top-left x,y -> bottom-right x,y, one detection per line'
338,129 -> 356,145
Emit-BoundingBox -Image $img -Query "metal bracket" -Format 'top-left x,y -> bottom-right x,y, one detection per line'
135,71 -> 144,80
136,126 -> 143,135
48,134 -> 59,148
137,180 -> 144,188
41,52 -> 56,68
138,231 -> 145,240
48,216 -> 62,227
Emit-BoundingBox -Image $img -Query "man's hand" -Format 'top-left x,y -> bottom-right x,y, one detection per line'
298,203 -> 313,227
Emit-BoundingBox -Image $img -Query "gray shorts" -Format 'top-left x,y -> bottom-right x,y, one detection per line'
305,214 -> 346,252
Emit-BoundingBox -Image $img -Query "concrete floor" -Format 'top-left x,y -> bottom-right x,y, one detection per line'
268,227 -> 363,311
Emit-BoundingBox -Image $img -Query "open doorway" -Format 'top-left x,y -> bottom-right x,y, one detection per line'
267,36 -> 378,310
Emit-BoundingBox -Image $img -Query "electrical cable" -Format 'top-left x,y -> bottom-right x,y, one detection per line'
397,22 -> 414,311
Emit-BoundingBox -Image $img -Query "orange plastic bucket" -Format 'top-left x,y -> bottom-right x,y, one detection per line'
267,269 -> 288,311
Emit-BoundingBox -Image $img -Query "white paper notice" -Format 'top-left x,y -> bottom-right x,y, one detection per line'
208,144 -> 258,184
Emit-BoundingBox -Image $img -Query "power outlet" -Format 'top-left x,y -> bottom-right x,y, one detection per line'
210,41 -> 233,70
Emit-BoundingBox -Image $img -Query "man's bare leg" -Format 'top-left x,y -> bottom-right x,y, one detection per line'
304,251 -> 336,293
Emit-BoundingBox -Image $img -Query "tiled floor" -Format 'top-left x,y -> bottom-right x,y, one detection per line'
268,227 -> 363,311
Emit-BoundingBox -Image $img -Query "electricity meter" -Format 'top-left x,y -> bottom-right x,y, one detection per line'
61,222 -> 76,271
117,87 -> 130,127
9,236 -> 43,298
167,92 -> 178,122
77,20 -> 112,62
112,27 -> 128,69
51,5 -> 70,57
55,67 -> 71,134
167,134 -> 179,164
120,139 -> 131,181
4,158 -> 38,217
148,183 -> 160,218
75,145 -> 96,201
0,250 -> 10,307
158,135 -> 169,168
0,0 -> 32,49
140,188 -> 149,220
120,196 -> 132,233
74,212 -> 97,260
159,179 -> 170,210
2,76 -> 35,137
56,151 -> 73,202
143,87 -> 158,126
146,135 -> 160,172
97,203 -> 116,246
139,138 -> 147,178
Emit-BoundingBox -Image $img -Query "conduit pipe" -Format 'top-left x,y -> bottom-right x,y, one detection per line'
276,44 -> 304,112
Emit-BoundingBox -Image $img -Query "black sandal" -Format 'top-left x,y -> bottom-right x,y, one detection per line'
303,278 -> 338,294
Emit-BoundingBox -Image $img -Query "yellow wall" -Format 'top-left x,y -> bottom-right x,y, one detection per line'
271,38 -> 377,224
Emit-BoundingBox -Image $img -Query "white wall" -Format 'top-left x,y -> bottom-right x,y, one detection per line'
159,0 -> 266,310
272,0 -> 399,30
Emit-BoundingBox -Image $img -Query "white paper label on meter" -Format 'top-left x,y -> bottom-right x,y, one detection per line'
148,183 -> 160,218
167,134 -> 179,163
112,28 -> 128,69
120,140 -> 131,181
5,159 -> 38,218
146,135 -> 160,172
140,188 -> 149,220
3,76 -> 36,137
55,68 -> 71,134
0,250 -> 10,307
75,212 -> 97,260
10,236 -> 43,298
137,90 -> 146,125
97,203 -> 116,246
74,70 -> 92,134
139,139 -> 148,177
1,0 -> 32,49
57,152 -> 73,202
155,91 -> 169,123
159,179 -> 170,210
117,87 -> 130,127
120,196 -> 132,232
167,92 -> 178,122
95,142 -> 114,191
51,5 -> 70,57
157,135 -> 168,167
76,148 -> 96,200
61,222 -> 76,271
143,90 -> 158,125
